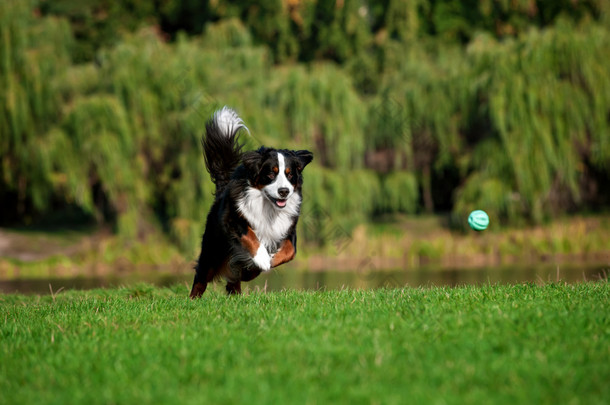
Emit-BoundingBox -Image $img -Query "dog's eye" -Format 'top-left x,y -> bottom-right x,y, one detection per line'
268,173 -> 276,179
286,173 -> 293,180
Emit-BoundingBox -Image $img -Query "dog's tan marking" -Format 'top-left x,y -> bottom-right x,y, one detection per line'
241,226 -> 260,256
190,282 -> 207,299
271,239 -> 295,268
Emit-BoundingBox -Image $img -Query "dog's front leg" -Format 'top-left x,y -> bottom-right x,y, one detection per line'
240,226 -> 271,271
271,238 -> 296,268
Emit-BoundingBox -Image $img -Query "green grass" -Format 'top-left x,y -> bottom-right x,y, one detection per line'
1,283 -> 609,404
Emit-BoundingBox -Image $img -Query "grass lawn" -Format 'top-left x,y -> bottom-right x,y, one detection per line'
1,282 -> 609,404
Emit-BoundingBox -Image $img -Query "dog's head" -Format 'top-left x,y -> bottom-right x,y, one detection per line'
242,147 -> 313,209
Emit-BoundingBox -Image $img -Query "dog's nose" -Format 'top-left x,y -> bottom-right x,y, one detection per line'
278,188 -> 289,198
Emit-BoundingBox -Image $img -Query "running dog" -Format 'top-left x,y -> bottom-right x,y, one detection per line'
190,107 -> 313,297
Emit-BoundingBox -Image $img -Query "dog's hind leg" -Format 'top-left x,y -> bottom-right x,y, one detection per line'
224,261 -> 247,295
190,255 -> 225,298
189,267 -> 211,299
225,281 -> 242,295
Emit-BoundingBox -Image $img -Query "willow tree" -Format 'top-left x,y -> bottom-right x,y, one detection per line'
370,43 -> 467,214
90,21 -> 271,251
455,21 -> 610,225
425,0 -> 605,42
266,63 -> 367,169
3,0 -> 609,253
0,1 -> 73,222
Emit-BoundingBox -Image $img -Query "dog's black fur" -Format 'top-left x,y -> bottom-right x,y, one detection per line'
190,107 -> 313,297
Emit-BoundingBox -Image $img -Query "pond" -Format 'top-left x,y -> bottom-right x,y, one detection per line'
0,263 -> 607,295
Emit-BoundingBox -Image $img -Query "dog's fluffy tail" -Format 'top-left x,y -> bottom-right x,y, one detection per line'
202,107 -> 248,193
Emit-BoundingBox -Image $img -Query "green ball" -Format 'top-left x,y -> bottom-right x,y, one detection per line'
468,210 -> 489,231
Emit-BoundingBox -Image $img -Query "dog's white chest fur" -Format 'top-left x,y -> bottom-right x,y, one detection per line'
236,187 -> 300,251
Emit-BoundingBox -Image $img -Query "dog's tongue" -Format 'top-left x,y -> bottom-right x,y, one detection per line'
276,199 -> 287,207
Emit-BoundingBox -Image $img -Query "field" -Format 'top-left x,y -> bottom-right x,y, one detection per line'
1,283 -> 609,404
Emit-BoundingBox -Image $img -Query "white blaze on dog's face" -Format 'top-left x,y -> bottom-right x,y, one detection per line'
264,153 -> 294,208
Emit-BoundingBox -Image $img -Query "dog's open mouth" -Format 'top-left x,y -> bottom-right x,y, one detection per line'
264,192 -> 289,208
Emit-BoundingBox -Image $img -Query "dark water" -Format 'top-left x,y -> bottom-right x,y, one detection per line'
0,264 -> 607,295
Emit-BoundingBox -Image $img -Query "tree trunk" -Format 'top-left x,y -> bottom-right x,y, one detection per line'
422,164 -> 434,214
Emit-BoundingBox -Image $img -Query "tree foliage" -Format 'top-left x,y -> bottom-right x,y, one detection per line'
1,0 -> 609,252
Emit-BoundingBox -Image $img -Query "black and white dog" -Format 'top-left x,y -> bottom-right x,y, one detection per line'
190,107 -> 313,297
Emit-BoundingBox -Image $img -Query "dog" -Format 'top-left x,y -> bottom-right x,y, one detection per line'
189,107 -> 313,297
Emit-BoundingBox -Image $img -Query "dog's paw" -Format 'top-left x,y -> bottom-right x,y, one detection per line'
252,245 -> 271,271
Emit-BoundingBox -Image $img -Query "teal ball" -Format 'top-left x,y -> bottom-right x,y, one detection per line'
468,210 -> 489,231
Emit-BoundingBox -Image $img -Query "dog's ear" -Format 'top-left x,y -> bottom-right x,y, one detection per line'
294,150 -> 313,170
242,150 -> 262,174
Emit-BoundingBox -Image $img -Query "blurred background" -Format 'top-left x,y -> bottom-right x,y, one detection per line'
1,0 -> 609,292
